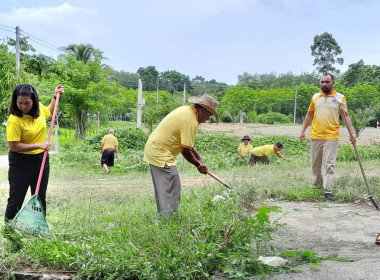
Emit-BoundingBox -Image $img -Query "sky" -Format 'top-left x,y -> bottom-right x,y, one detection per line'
1,0 -> 380,85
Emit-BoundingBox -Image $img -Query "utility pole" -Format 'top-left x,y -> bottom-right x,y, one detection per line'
137,79 -> 145,128
293,85 -> 298,123
15,26 -> 20,76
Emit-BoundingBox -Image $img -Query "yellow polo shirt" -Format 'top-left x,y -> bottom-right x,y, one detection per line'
308,90 -> 347,140
251,144 -> 278,157
144,106 -> 199,167
6,104 -> 51,154
101,134 -> 118,150
238,143 -> 253,156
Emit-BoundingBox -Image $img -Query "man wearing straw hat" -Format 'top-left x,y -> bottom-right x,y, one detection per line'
144,94 -> 220,218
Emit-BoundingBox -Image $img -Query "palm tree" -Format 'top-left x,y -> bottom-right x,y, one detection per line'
59,43 -> 96,63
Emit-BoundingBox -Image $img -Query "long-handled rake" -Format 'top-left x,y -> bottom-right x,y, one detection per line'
342,112 -> 380,210
12,88 -> 62,234
207,170 -> 232,190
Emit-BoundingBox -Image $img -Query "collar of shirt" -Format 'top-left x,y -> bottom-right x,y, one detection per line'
319,89 -> 337,98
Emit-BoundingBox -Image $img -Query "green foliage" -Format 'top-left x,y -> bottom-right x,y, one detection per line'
237,71 -> 320,89
337,144 -> 380,161
190,77 -> 229,98
349,103 -> 380,136
257,112 -> 291,124
0,124 -> 9,154
341,60 -> 380,87
160,70 -> 191,94
310,32 -> 344,74
137,65 -> 159,91
110,69 -> 139,89
60,43 -> 97,64
282,251 -> 353,268
344,83 -> 380,111
0,45 -> 18,121
87,127 -> 148,151
1,185 -> 282,280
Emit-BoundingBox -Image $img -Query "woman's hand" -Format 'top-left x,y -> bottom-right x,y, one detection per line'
41,141 -> 52,151
54,84 -> 64,99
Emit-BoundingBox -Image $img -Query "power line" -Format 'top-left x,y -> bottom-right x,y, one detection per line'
20,28 -> 65,54
0,26 -> 14,33
1,25 -> 66,56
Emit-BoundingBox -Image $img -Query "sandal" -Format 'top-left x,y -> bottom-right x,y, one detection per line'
375,234 -> 380,245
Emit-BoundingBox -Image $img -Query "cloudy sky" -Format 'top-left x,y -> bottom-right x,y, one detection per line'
1,0 -> 379,84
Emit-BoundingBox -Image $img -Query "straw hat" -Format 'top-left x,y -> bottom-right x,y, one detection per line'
188,94 -> 220,122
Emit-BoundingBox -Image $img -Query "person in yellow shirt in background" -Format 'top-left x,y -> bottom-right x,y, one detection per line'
5,83 -> 64,221
248,142 -> 286,165
100,129 -> 119,174
238,135 -> 253,164
144,94 -> 220,219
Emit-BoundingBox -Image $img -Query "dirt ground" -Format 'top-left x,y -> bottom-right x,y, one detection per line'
200,122 -> 380,145
202,123 -> 380,280
1,124 -> 380,280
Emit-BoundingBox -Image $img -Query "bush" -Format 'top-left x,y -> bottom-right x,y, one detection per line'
257,112 -> 291,124
86,127 -> 148,152
0,124 -> 8,154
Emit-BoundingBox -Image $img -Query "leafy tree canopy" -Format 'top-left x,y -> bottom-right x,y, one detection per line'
310,32 -> 344,74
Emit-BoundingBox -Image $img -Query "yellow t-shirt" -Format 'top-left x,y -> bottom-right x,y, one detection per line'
238,142 -> 253,156
144,106 -> 199,167
101,134 -> 118,150
308,90 -> 347,140
6,104 -> 51,154
251,144 -> 278,157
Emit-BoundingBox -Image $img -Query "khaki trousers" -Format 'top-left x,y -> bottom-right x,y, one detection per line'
310,139 -> 339,194
149,164 -> 181,218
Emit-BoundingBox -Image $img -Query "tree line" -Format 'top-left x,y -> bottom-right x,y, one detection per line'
1,31 -> 379,139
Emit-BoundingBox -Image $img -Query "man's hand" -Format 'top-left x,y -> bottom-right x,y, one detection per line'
350,133 -> 356,144
197,164 -> 208,174
299,131 -> 306,142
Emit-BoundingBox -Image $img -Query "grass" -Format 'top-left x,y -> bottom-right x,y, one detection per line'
0,124 -> 379,279
0,172 -> 283,279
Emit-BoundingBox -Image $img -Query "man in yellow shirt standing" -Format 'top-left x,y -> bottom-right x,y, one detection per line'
144,94 -> 219,218
238,135 -> 253,164
100,129 -> 119,174
249,142 -> 285,165
300,73 -> 356,201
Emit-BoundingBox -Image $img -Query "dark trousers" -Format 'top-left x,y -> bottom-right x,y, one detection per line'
249,154 -> 269,165
5,151 -> 50,220
101,150 -> 115,167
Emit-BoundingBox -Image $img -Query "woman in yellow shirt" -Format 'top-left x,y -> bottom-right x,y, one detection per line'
238,135 -> 253,163
5,83 -> 64,221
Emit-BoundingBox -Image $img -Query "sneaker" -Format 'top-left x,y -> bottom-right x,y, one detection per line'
107,170 -> 110,174
324,193 -> 336,201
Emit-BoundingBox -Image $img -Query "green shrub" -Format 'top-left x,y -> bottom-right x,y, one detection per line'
0,124 -> 8,154
337,144 -> 380,161
86,127 -> 148,152
257,112 -> 291,124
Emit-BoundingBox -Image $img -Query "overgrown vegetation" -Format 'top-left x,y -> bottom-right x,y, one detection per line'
1,123 -> 379,279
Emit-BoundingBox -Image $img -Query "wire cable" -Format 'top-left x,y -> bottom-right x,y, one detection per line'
20,29 -> 65,54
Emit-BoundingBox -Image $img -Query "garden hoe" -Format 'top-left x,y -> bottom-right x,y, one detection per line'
12,87 -> 62,234
342,112 -> 380,211
207,170 -> 232,190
